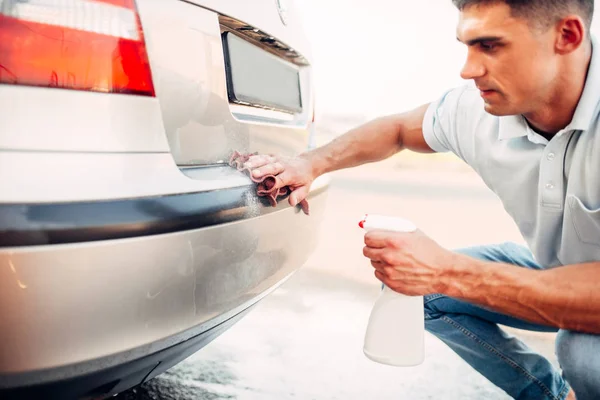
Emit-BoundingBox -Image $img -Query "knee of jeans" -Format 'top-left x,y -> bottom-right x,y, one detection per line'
423,293 -> 444,319
454,242 -> 522,263
555,330 -> 593,385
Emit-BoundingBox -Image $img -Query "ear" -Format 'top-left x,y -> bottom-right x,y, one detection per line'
555,15 -> 586,54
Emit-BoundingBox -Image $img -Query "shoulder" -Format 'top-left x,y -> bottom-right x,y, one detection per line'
438,84 -> 483,115
423,83 -> 498,160
425,83 -> 489,131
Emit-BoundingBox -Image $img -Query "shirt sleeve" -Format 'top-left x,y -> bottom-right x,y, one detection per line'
422,84 -> 475,161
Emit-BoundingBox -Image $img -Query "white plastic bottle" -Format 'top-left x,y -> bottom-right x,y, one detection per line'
359,214 -> 425,367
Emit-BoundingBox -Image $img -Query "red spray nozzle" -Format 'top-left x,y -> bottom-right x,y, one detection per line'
358,214 -> 368,229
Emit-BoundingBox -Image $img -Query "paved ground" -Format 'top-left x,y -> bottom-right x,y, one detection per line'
117,154 -> 560,399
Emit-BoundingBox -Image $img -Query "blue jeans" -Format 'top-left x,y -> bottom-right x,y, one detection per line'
424,242 -> 600,400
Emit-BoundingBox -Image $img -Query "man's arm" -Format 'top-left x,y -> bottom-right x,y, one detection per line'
304,103 -> 434,177
446,254 -> 600,333
364,230 -> 600,334
244,103 -> 435,207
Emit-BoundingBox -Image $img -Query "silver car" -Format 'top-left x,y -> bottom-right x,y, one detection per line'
0,0 -> 328,398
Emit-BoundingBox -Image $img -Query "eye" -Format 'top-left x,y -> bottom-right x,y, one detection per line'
480,42 -> 497,51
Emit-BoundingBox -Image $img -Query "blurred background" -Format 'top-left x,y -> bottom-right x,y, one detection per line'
296,0 -> 600,137
119,1 -> 600,399
297,0 -> 465,122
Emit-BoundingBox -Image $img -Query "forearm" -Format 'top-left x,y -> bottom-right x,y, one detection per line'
302,104 -> 432,177
445,254 -> 600,333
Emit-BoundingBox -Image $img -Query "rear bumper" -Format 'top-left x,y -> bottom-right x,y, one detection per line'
0,179 -> 328,388
0,175 -> 324,247
0,302 -> 256,400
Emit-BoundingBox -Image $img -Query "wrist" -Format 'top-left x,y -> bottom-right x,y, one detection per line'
439,252 -> 540,305
437,252 -> 483,298
299,150 -> 326,179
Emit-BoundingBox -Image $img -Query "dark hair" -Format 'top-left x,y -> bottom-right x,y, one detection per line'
452,0 -> 594,32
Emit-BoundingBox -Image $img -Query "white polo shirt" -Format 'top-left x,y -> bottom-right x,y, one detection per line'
422,38 -> 600,268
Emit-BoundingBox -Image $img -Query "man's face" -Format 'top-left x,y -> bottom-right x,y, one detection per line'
457,2 -> 558,116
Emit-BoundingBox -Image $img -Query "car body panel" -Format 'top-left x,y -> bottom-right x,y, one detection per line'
0,151 -> 329,203
0,0 -> 313,163
0,187 -> 326,379
0,85 -> 169,153
137,0 -> 313,165
0,0 -> 328,396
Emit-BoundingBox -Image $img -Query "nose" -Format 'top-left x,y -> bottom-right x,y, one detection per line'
460,50 -> 486,80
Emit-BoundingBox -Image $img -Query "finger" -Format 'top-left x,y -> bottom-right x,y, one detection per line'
365,229 -> 412,247
372,262 -> 398,279
363,246 -> 384,262
371,262 -> 401,284
289,185 -> 310,207
364,230 -> 391,248
384,266 -> 399,279
271,170 -> 293,191
374,270 -> 401,289
243,154 -> 277,169
374,270 -> 386,283
370,260 -> 386,272
251,162 -> 284,179
298,199 -> 310,216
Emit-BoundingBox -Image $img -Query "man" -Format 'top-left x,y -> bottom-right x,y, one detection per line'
244,0 -> 598,399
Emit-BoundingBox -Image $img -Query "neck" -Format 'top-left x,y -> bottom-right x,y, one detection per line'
523,43 -> 592,137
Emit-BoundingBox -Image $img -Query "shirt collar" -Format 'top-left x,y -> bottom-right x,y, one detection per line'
498,114 -> 530,140
567,35 -> 600,132
498,35 -> 600,141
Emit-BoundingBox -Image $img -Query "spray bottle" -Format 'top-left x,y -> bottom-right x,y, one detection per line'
359,214 -> 425,367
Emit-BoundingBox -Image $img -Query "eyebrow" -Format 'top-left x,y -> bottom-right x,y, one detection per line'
456,36 -> 503,46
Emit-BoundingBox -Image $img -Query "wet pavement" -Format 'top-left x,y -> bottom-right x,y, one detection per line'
116,155 -> 559,400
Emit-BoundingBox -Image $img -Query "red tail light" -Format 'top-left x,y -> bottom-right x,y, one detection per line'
0,0 -> 155,96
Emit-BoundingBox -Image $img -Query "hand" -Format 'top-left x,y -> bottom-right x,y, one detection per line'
362,229 -> 455,296
242,153 -> 316,209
